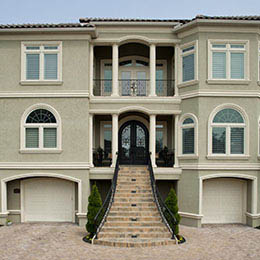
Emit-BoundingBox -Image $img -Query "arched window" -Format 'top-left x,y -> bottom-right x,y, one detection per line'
21,105 -> 61,152
211,108 -> 245,155
180,114 -> 198,156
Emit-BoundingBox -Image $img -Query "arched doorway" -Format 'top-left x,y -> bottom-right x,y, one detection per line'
118,120 -> 149,165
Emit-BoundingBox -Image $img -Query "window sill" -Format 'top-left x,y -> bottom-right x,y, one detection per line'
19,149 -> 62,154
178,155 -> 199,160
178,80 -> 199,88
207,155 -> 250,160
20,80 -> 63,86
206,79 -> 251,85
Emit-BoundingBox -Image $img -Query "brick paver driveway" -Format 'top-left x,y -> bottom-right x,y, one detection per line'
0,223 -> 260,260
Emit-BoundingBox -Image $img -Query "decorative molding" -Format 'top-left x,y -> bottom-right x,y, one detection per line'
76,213 -> 87,218
90,97 -> 181,104
0,162 -> 90,169
206,155 -> 250,160
8,210 -> 21,215
245,212 -> 260,219
181,163 -> 260,170
179,212 -> 203,219
0,91 -> 89,98
178,80 -> 199,88
19,149 -> 63,154
206,80 -> 251,85
20,81 -> 63,86
180,90 -> 260,100
0,212 -> 9,217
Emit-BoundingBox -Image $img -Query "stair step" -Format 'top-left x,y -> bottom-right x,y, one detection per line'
98,232 -> 171,239
102,226 -> 168,233
113,202 -> 155,207
106,216 -> 161,222
113,198 -> 153,202
114,193 -> 152,198
109,211 -> 160,217
94,238 -> 176,247
110,207 -> 157,212
105,221 -> 164,227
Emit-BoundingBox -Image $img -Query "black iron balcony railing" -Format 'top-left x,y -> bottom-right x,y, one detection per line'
93,79 -> 175,97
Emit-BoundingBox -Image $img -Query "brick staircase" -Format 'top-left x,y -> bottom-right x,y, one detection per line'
94,166 -> 176,247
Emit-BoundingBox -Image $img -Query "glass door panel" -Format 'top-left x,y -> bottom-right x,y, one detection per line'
136,71 -> 147,96
121,71 -> 131,96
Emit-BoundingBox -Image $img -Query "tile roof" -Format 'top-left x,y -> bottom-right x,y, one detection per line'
194,15 -> 260,21
0,23 -> 94,30
79,17 -> 189,24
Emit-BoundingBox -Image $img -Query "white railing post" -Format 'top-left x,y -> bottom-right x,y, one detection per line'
149,44 -> 156,97
112,44 -> 119,97
149,114 -> 156,167
112,113 -> 118,167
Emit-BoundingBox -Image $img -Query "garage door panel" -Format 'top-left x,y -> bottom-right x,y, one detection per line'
22,178 -> 74,222
202,178 -> 246,224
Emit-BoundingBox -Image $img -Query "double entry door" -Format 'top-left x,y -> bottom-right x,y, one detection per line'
119,121 -> 149,165
120,70 -> 148,96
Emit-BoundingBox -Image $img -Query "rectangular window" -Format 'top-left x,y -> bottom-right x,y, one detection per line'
26,128 -> 39,148
209,41 -> 247,80
231,128 -> 244,154
43,128 -> 57,148
103,69 -> 112,94
22,42 -> 61,81
182,128 -> 194,154
181,44 -> 196,83
212,127 -> 226,154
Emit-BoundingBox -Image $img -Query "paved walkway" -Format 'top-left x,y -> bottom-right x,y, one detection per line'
0,223 -> 259,260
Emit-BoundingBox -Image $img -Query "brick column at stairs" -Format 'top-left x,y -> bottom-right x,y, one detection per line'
94,166 -> 176,247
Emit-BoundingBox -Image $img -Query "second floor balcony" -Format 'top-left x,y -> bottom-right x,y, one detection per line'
89,43 -> 176,98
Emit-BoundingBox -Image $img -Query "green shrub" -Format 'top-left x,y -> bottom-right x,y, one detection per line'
86,183 -> 102,236
164,188 -> 181,235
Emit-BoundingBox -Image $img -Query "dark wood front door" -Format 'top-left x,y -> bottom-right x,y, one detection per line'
119,120 -> 149,165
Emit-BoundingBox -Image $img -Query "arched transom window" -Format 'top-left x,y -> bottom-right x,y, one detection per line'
211,108 -> 245,155
23,108 -> 59,150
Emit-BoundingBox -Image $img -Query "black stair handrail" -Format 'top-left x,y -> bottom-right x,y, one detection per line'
93,153 -> 119,239
148,152 -> 177,239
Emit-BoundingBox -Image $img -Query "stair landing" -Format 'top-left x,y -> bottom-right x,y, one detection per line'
94,166 -> 176,247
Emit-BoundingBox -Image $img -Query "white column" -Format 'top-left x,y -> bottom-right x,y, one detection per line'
112,114 -> 118,167
89,114 -> 94,167
112,44 -> 119,96
149,44 -> 156,97
149,114 -> 156,167
174,44 -> 179,97
89,43 -> 94,96
174,115 -> 179,168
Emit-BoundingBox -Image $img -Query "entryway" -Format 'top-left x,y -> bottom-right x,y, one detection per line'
118,120 -> 149,165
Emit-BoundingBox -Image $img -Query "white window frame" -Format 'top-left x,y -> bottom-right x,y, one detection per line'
21,41 -> 62,84
207,104 -> 249,159
20,103 -> 62,153
178,40 -> 198,85
208,40 -> 249,82
178,113 -> 198,159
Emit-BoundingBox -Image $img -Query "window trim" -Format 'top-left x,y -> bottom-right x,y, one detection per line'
178,113 -> 198,159
178,40 -> 198,85
208,39 -> 249,82
21,41 -> 62,84
20,103 -> 62,153
207,104 -> 249,159
100,121 -> 112,151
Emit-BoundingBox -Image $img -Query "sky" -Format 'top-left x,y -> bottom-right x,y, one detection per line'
1,0 -> 260,24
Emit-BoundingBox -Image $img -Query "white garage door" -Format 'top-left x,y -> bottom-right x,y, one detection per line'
202,178 -> 246,224
22,178 -> 75,222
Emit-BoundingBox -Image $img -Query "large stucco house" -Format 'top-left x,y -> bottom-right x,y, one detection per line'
0,15 -> 260,229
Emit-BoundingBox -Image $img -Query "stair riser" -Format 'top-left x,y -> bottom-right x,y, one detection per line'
109,212 -> 160,217
102,227 -> 168,233
110,207 -> 157,212
105,222 -> 165,227
113,202 -> 155,207
114,193 -> 152,198
113,198 -> 153,202
98,233 -> 171,239
106,217 -> 161,222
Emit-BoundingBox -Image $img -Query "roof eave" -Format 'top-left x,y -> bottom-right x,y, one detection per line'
173,19 -> 260,33
0,27 -> 98,38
